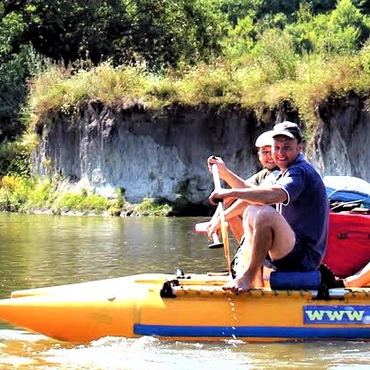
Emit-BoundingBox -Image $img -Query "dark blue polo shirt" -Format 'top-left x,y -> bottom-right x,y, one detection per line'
274,154 -> 329,269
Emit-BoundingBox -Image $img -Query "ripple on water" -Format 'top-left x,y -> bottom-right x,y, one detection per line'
1,330 -> 370,370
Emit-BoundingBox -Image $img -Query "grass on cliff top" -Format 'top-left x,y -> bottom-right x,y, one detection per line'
27,48 -> 370,130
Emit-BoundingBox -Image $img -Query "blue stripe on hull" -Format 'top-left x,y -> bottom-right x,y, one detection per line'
134,324 -> 370,339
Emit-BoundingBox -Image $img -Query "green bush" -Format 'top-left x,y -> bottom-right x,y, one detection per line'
137,197 -> 172,216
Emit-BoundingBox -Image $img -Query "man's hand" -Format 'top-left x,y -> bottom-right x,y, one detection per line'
209,189 -> 230,205
207,156 -> 228,178
207,218 -> 221,239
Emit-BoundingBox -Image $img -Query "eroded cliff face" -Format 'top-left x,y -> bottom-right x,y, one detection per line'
32,102 -> 274,209
31,94 -> 370,211
310,92 -> 369,178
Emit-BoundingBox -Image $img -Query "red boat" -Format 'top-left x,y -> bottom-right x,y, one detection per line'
324,211 -> 370,278
323,176 -> 370,278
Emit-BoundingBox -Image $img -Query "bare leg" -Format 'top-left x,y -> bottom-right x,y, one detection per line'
208,198 -> 247,243
223,205 -> 270,292
241,207 -> 264,287
228,215 -> 244,243
222,205 -> 296,293
344,262 -> 370,287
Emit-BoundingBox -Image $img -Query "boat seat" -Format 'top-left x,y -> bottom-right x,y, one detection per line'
270,270 -> 321,290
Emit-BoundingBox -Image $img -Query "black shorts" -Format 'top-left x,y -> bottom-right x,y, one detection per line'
266,234 -> 313,272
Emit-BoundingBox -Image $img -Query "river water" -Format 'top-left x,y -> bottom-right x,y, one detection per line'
0,213 -> 369,369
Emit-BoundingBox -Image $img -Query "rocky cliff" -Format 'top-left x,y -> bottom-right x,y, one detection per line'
311,92 -> 368,178
31,93 -> 370,213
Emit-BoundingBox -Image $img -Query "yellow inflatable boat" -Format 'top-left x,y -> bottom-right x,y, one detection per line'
0,271 -> 370,343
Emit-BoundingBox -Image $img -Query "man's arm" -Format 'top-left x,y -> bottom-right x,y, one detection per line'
221,168 -> 252,188
210,186 -> 287,206
207,156 -> 257,189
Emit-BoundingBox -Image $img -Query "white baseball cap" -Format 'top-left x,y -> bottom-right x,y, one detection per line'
255,130 -> 273,148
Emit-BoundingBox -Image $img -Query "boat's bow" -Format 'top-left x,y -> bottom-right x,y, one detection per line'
1,274 -> 370,343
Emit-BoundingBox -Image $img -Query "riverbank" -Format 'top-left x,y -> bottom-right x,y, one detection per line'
0,174 -> 213,217
0,175 -> 164,217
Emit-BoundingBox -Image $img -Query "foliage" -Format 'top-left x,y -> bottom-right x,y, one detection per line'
3,0 -> 225,70
221,10 -> 256,60
136,197 -> 172,216
4,0 -> 370,132
284,0 -> 369,56
0,175 -> 116,214
24,41 -> 370,131
27,62 -> 152,124
115,187 -> 126,209
0,175 -> 173,216
0,175 -> 33,211
55,192 -> 109,214
0,140 -> 31,177
0,8 -> 37,142
251,29 -> 298,82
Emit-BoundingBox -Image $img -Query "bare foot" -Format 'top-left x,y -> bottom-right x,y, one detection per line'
253,278 -> 264,288
222,274 -> 254,294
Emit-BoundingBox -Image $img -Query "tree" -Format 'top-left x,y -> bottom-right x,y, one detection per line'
0,5 -> 37,141
2,0 -> 226,69
308,0 -> 368,54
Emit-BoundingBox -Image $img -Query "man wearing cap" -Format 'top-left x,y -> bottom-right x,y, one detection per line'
209,121 -> 329,293
206,130 -> 279,243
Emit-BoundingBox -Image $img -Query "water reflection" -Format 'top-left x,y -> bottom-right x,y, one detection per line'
0,213 -> 231,298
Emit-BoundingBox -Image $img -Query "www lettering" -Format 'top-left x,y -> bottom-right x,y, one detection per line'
305,310 -> 365,322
